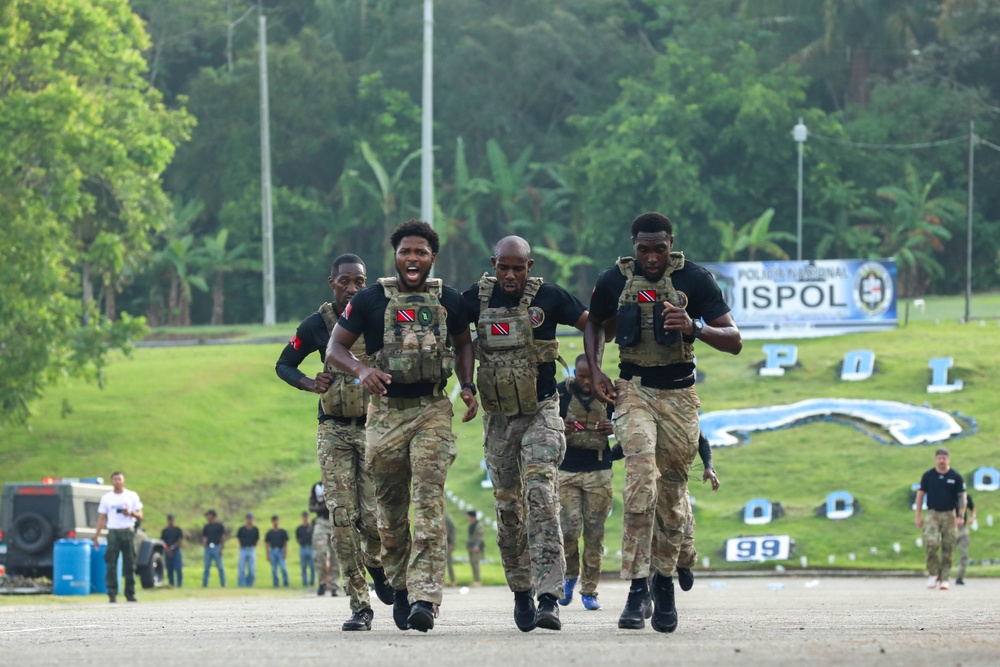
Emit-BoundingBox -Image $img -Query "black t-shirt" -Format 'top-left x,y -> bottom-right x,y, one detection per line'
265,528 -> 290,550
236,525 -> 260,547
275,309 -> 338,423
462,281 -> 586,401
310,482 -> 329,520
589,258 -> 730,385
202,522 -> 225,545
338,282 -> 468,398
556,380 -> 614,472
295,524 -> 312,546
160,526 -> 183,549
920,468 -> 965,511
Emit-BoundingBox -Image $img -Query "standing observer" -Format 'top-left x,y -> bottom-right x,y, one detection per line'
93,471 -> 143,603
915,447 -> 967,590
160,513 -> 184,588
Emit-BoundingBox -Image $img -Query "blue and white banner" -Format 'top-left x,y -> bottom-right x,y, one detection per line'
701,259 -> 897,339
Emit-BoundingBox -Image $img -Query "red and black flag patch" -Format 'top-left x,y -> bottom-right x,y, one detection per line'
637,290 -> 657,303
572,421 -> 586,431
289,335 -> 302,351
491,322 -> 510,336
397,309 -> 416,323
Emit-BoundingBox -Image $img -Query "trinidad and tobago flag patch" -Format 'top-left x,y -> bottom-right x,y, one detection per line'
572,421 -> 586,431
491,322 -> 510,336
397,309 -> 416,323
289,335 -> 302,350
637,290 -> 657,303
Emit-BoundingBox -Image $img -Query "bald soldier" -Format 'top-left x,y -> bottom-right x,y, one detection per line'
462,236 -> 589,632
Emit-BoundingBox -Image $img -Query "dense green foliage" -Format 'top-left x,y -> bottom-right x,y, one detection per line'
1,296 -> 998,585
4,0 -> 1000,421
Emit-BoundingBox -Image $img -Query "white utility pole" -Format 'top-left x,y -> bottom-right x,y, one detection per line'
421,0 -> 434,228
793,118 -> 808,261
259,3 -> 275,326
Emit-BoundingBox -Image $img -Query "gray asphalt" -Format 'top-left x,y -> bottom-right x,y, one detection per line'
2,577 -> 998,666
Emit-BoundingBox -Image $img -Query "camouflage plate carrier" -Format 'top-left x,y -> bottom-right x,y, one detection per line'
475,273 -> 561,416
615,252 -> 694,366
318,302 -> 370,418
374,277 -> 455,387
563,376 -> 610,453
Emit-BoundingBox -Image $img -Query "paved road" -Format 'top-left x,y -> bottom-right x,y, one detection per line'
2,577 -> 998,666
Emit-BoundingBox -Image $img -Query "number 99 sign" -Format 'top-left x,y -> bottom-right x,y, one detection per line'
725,535 -> 791,562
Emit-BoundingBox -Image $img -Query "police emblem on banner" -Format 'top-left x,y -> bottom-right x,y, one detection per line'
418,306 -> 434,325
676,291 -> 689,309
528,306 -> 545,328
853,262 -> 893,317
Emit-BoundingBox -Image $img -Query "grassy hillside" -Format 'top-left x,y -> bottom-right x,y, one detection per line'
2,294 -> 999,588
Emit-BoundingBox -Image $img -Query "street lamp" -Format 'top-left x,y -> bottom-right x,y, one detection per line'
793,118 -> 808,261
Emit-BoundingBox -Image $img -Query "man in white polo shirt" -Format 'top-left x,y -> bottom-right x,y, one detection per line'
93,471 -> 144,603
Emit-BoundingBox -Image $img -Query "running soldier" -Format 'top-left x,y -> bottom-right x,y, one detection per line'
556,354 -> 616,612
329,220 -> 478,633
277,254 -> 392,632
461,235 -> 588,632
584,211 -> 741,633
308,479 -> 341,597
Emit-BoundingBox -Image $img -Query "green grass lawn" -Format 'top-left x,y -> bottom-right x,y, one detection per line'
2,294 -> 999,592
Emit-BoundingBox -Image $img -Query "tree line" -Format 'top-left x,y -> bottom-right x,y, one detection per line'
3,0 -> 1000,424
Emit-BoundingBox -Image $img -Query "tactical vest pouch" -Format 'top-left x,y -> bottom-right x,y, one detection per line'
479,364 -> 538,416
652,302 -> 679,346
320,376 -> 367,417
615,303 -> 641,348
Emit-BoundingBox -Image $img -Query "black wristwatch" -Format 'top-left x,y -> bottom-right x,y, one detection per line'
460,382 -> 477,396
691,319 -> 704,339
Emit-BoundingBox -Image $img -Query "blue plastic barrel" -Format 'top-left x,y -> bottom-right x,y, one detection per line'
90,542 -> 123,594
53,539 -> 91,596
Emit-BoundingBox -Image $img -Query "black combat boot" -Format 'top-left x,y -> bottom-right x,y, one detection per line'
535,593 -> 562,631
407,600 -> 435,632
513,589 -> 537,632
677,566 -> 694,592
650,572 -> 678,633
365,565 -> 395,605
618,578 -> 648,630
342,607 -> 374,631
392,588 -> 412,630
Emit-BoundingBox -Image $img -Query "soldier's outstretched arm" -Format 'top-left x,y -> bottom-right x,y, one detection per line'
328,324 -> 391,395
584,313 -> 615,403
453,328 -> 479,422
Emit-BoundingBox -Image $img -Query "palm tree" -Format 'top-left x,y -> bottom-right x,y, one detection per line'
197,229 -> 260,325
710,208 -> 796,261
864,164 -> 963,296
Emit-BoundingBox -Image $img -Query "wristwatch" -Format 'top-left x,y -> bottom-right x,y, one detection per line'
691,319 -> 704,339
460,382 -> 477,396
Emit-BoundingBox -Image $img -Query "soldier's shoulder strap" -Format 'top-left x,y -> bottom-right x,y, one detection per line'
318,302 -> 338,333
477,272 -> 496,305
520,276 -> 544,308
425,278 -> 443,297
616,256 -> 636,279
666,251 -> 685,275
377,277 -> 398,298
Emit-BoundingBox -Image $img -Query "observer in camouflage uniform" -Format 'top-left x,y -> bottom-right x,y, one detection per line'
461,238 -> 589,613
584,212 -> 741,632
329,221 -> 478,631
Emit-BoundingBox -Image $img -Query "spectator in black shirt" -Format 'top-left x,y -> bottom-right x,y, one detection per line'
201,509 -> 226,587
296,511 -> 315,587
236,513 -> 260,588
265,515 -> 290,588
160,514 -> 184,588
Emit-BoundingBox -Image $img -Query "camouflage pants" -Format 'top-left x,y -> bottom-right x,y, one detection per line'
484,396 -> 566,598
923,509 -> 958,582
317,419 -> 382,612
956,525 -> 970,581
366,395 -> 456,606
677,493 -> 697,569
614,379 -> 700,580
558,467 -> 613,596
468,548 -> 482,583
310,517 -> 340,591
